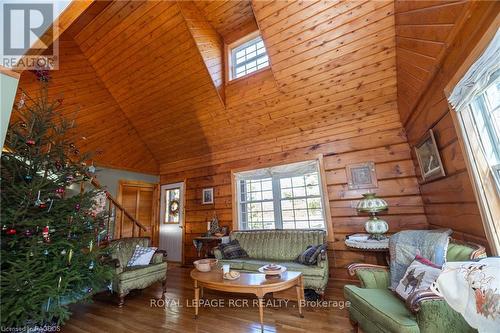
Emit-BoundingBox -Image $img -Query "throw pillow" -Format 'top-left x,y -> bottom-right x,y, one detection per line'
395,255 -> 442,300
127,245 -> 157,267
296,244 -> 326,265
219,239 -> 248,259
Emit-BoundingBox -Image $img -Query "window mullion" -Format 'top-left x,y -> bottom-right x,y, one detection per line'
272,176 -> 282,229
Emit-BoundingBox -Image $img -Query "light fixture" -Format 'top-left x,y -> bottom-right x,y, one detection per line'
356,193 -> 389,240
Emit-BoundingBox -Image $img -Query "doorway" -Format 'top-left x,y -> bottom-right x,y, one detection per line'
159,182 -> 185,263
117,181 -> 159,244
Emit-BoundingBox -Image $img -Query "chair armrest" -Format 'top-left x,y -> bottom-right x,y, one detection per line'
347,263 -> 390,289
406,290 -> 443,313
101,255 -> 122,274
152,249 -> 167,264
213,247 -> 223,260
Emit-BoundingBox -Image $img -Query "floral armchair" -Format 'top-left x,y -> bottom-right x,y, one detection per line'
344,239 -> 486,333
107,237 -> 167,306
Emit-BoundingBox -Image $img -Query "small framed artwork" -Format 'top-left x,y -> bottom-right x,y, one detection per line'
202,188 -> 214,205
415,129 -> 445,182
346,162 -> 378,190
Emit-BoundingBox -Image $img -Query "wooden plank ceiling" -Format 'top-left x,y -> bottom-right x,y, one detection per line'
16,0 -> 399,173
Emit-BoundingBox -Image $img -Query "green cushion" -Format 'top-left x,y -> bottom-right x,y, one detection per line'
446,243 -> 475,262
119,262 -> 167,281
220,258 -> 324,277
356,269 -> 390,289
344,286 -> 419,333
230,230 -> 326,261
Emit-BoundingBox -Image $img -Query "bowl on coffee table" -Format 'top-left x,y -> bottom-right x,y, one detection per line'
258,264 -> 286,277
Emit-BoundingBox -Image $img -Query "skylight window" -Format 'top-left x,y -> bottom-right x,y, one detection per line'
229,34 -> 269,81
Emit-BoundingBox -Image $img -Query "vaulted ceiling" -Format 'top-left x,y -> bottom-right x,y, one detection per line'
15,0 -> 477,174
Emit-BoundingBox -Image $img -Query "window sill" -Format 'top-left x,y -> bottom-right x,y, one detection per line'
226,66 -> 270,86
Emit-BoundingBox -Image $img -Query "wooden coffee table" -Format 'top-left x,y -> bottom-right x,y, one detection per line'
190,269 -> 304,331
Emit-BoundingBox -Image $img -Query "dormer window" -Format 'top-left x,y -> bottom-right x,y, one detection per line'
228,32 -> 269,81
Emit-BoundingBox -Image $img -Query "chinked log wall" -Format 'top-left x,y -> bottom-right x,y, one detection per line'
160,68 -> 427,284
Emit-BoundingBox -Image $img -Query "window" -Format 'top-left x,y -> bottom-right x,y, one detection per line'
229,34 -> 269,80
468,79 -> 500,189
235,161 -> 326,230
164,187 -> 181,223
448,29 -> 500,254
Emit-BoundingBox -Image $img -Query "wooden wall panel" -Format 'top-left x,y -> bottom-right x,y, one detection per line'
395,0 -> 500,252
15,36 -> 158,174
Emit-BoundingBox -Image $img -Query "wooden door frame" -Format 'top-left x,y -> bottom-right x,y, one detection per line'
117,180 -> 159,246
159,179 -> 187,265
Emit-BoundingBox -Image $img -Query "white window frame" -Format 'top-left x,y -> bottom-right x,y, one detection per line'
446,26 -> 500,255
234,161 -> 327,231
226,31 -> 269,82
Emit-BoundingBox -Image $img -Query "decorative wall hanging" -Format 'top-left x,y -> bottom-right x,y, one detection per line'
346,162 -> 378,190
202,188 -> 214,205
415,129 -> 445,182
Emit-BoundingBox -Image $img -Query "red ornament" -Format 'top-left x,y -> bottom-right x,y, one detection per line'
26,139 -> 35,146
55,188 -> 65,194
39,202 -> 47,209
42,225 -> 50,243
6,228 -> 16,235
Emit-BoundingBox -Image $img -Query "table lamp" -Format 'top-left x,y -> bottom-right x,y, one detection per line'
356,193 -> 389,240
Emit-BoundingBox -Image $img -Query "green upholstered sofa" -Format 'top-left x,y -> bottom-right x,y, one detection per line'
214,229 -> 329,294
107,237 -> 167,306
344,239 -> 486,333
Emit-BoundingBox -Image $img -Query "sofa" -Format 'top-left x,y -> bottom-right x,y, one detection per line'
107,237 -> 168,306
344,239 -> 486,333
214,229 -> 329,294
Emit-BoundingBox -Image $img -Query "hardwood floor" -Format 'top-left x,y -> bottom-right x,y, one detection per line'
63,265 -> 355,333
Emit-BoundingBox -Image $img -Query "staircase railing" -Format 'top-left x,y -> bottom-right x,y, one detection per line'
83,177 -> 147,241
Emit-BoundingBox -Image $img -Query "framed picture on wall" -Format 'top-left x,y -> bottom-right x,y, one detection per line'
202,188 -> 214,204
346,161 -> 378,190
415,129 -> 446,182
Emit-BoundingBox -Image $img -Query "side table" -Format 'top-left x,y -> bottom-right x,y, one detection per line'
345,233 -> 390,265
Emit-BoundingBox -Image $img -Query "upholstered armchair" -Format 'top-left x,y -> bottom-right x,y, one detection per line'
107,237 -> 167,306
344,239 -> 486,333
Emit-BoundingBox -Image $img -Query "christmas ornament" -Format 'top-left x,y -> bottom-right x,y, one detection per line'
81,162 -> 87,167
55,187 -> 65,196
47,199 -> 53,212
26,139 -> 35,146
55,161 -> 62,170
65,175 -> 74,182
2,225 -> 7,231
89,261 -> 94,270
67,249 -> 73,265
42,225 -> 50,243
87,163 -> 96,174
89,240 -> 94,252
24,175 -> 33,182
43,249 -> 49,255
34,191 -> 42,207
61,249 -> 66,255
39,202 -> 47,209
23,229 -> 32,237
75,203 -> 81,211
86,287 -> 93,294
6,228 -> 17,235
57,276 -> 62,289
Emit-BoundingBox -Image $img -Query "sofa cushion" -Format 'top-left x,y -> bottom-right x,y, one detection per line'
119,262 -> 167,281
230,230 -> 325,261
219,239 -> 248,259
344,285 -> 419,333
221,258 -> 324,277
296,244 -> 326,265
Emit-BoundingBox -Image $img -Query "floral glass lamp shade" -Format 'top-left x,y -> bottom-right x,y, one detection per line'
356,193 -> 389,240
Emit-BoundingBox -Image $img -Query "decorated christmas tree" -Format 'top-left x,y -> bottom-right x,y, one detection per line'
0,70 -> 112,328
